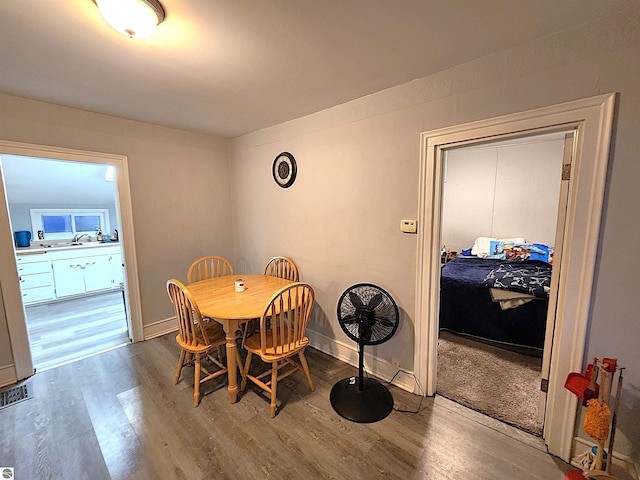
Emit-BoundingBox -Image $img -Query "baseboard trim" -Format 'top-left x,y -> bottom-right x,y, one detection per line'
141,322 -> 419,394
143,316 -> 177,341
306,329 -> 418,394
571,436 -> 639,479
0,364 -> 17,388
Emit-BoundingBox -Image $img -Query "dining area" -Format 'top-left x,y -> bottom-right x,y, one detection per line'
166,255 -> 315,417
1,255 -> 579,480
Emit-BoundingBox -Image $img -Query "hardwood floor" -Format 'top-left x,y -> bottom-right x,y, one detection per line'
25,290 -> 129,371
0,333 -> 577,480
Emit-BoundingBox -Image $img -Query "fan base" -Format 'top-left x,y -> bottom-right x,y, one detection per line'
330,377 -> 394,423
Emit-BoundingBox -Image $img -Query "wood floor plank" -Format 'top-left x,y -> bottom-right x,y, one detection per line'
0,334 -> 582,480
81,379 -> 144,479
25,291 -> 129,372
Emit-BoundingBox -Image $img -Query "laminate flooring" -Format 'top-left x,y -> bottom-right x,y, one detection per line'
25,290 -> 129,371
0,333 -> 578,480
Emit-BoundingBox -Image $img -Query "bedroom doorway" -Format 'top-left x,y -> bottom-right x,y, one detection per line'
435,131 -> 570,436
415,93 -> 616,460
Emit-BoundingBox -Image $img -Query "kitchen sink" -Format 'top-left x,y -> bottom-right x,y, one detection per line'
43,242 -> 84,248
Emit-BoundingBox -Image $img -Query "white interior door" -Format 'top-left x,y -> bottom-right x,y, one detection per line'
537,132 -> 574,429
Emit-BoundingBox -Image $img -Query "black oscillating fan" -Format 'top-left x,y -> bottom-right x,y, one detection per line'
330,283 -> 399,423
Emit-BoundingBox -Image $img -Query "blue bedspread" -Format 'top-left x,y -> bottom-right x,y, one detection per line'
481,260 -> 551,298
439,256 -> 552,355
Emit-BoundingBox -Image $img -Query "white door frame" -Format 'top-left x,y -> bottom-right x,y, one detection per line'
414,93 -> 616,460
0,140 -> 144,381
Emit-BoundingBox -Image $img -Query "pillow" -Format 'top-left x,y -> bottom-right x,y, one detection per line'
471,237 -> 495,257
488,241 -> 551,262
471,236 -> 525,257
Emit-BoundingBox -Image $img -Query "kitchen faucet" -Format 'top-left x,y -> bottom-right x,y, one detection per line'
72,233 -> 90,243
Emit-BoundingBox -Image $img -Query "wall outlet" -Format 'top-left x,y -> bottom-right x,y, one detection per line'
391,357 -> 400,368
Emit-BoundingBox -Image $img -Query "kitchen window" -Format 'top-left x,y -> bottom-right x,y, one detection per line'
30,208 -> 110,241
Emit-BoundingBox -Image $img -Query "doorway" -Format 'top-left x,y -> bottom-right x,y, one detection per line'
0,139 -> 144,383
435,132 -> 568,435
414,93 -> 616,460
1,154 -> 129,371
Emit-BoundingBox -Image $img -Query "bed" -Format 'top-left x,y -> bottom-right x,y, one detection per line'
439,255 -> 552,357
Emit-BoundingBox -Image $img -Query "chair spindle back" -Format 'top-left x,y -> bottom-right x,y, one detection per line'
167,279 -> 210,347
188,256 -> 233,284
263,256 -> 299,282
260,282 -> 314,356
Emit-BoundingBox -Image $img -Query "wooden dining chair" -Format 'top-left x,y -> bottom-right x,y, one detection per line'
241,282 -> 315,417
263,256 -> 299,281
167,278 -> 242,407
186,256 -> 233,360
187,255 -> 233,284
242,256 -> 300,341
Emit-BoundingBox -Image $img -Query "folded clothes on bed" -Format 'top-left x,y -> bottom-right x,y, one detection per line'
482,260 -> 552,298
489,288 -> 538,310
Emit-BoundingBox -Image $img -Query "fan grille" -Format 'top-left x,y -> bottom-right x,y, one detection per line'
337,283 -> 399,345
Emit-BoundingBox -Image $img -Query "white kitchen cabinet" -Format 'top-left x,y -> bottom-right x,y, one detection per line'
50,245 -> 123,298
51,259 -> 87,297
84,255 -> 113,292
109,253 -> 124,286
16,252 -> 55,305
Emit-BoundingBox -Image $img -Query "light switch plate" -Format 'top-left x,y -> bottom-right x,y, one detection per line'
400,219 -> 417,233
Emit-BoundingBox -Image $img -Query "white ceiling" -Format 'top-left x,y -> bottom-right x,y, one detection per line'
1,155 -> 116,205
0,0 -> 630,138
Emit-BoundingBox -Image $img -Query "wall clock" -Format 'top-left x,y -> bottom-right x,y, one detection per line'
272,152 -> 297,188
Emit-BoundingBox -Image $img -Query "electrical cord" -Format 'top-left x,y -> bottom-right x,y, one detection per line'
386,368 -> 426,414
361,360 -> 427,414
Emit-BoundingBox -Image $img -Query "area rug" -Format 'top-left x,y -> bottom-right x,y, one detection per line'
437,331 -> 543,435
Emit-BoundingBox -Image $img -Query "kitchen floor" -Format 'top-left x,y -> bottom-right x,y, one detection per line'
25,290 -> 129,371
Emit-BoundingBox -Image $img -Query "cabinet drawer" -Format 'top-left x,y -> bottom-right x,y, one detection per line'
17,252 -> 49,264
20,272 -> 53,289
95,245 -> 121,256
17,262 -> 51,275
48,245 -> 121,260
49,249 -> 96,261
21,286 -> 55,304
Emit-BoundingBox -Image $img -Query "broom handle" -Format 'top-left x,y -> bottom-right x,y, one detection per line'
587,358 -> 599,390
592,368 -> 610,473
597,367 -> 606,402
595,439 -> 605,471
606,369 -> 624,474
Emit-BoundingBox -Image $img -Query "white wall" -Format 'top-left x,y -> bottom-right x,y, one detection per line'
0,94 -> 233,331
230,7 -> 640,461
442,135 -> 564,252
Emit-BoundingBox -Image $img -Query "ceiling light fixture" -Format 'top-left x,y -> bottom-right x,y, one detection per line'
104,165 -> 115,182
95,0 -> 165,39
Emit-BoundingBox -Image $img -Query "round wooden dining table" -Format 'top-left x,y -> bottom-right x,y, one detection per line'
187,274 -> 294,403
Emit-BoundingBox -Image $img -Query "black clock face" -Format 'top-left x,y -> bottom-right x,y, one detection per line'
272,152 -> 297,188
278,161 -> 290,178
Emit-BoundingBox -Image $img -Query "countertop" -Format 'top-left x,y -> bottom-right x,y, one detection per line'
15,242 -> 121,254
